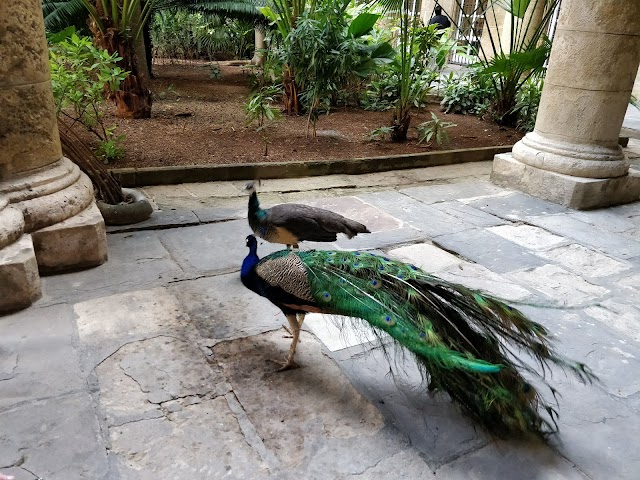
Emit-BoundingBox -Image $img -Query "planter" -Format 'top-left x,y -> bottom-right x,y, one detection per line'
97,188 -> 153,225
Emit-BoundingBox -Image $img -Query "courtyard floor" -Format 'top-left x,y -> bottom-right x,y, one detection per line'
2,144 -> 640,479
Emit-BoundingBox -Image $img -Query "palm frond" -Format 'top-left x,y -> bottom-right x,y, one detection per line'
42,0 -> 88,33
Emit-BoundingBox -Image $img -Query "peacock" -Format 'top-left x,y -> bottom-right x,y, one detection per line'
240,235 -> 596,436
244,182 -> 370,248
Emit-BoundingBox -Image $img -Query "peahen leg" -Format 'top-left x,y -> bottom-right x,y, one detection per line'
273,313 -> 304,371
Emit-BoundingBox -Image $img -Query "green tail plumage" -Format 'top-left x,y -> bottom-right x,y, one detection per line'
265,248 -> 596,436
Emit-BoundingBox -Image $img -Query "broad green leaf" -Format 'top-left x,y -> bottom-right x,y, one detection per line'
348,13 -> 380,38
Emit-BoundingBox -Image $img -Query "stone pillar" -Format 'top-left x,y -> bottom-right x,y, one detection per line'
491,0 -> 640,209
0,0 -> 108,312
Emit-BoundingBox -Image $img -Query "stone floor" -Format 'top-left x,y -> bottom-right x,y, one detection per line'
2,156 -> 640,480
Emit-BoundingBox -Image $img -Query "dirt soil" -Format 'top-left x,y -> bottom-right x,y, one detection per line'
111,61 -> 523,168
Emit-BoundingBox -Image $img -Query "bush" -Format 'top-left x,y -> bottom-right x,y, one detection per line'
513,76 -> 543,132
440,71 -> 491,116
48,28 -> 128,163
150,10 -> 254,61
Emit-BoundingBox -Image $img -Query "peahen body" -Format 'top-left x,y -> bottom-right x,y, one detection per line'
241,235 -> 596,436
244,182 -> 370,248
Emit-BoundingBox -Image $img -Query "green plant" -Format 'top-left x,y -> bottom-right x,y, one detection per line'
417,112 -> 456,146
245,67 -> 283,155
272,0 -> 393,134
49,28 -> 128,163
440,71 -> 491,115
512,75 -> 543,132
150,10 -> 255,60
443,0 -> 558,126
262,0 -> 393,117
367,126 -> 394,141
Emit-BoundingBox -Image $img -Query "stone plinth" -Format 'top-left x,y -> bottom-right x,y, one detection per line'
0,235 -> 41,313
492,154 -> 640,209
32,203 -> 108,274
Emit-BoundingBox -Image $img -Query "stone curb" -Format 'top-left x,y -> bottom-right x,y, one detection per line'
110,145 -> 513,187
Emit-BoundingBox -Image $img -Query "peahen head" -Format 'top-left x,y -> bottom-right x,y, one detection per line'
243,180 -> 261,195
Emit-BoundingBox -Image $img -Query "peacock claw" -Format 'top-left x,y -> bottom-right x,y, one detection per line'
271,357 -> 300,371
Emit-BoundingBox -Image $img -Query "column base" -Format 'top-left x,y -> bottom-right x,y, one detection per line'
0,235 -> 41,314
31,202 -> 108,274
491,153 -> 640,210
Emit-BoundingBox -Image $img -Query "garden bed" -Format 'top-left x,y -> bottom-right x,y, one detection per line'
110,61 -> 523,168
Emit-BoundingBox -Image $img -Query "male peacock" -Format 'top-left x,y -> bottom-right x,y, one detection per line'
241,235 -> 596,436
244,182 -> 370,248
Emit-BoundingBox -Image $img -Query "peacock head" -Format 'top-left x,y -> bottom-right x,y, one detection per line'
246,234 -> 258,250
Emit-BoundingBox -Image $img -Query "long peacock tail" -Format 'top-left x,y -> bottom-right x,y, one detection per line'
275,249 -> 596,436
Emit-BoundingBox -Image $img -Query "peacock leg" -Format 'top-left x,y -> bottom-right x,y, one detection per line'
273,313 -> 302,371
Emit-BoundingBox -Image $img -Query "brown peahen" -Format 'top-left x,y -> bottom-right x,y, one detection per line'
240,235 -> 597,437
244,182 -> 370,248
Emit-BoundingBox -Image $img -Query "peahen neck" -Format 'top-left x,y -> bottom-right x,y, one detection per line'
248,191 -> 267,226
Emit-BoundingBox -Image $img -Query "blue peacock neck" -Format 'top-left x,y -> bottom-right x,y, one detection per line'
241,238 -> 260,283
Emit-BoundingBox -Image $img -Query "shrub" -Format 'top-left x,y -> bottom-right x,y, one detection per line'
513,76 -> 544,132
440,71 -> 491,116
48,28 -> 128,163
417,112 -> 457,146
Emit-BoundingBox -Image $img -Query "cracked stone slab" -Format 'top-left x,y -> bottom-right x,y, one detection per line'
467,191 -> 568,220
106,209 -> 200,233
336,342 -> 488,466
396,161 -> 493,182
548,380 -> 640,480
538,243 -> 631,278
110,397 -> 270,480
508,265 -> 609,307
400,180 -> 507,205
342,449 -> 433,479
584,300 -> 640,344
0,303 -> 84,410
488,224 -> 566,250
434,228 -> 548,273
192,206 -> 245,223
0,392 -> 110,480
567,209 -> 638,233
526,214 -> 640,260
169,272 -> 284,341
74,287 -> 193,370
387,242 -> 465,273
213,331 -> 385,470
438,261 -> 533,302
158,220 -> 281,274
435,440 -> 586,479
358,192 -> 504,238
96,336 -> 227,426
41,230 -> 183,304
514,305 -> 640,403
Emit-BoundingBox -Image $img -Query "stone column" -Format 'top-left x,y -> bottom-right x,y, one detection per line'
0,0 -> 108,312
491,0 -> 640,209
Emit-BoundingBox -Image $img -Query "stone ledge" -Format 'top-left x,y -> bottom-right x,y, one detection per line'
0,234 -> 41,314
31,202 -> 108,274
110,145 -> 513,187
491,153 -> 640,210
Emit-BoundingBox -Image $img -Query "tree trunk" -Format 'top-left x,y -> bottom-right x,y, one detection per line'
391,108 -> 411,142
251,27 -> 266,67
89,3 -> 153,119
143,20 -> 154,79
283,65 -> 300,115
